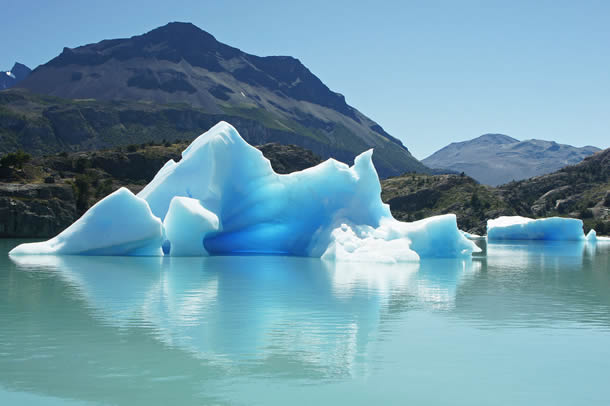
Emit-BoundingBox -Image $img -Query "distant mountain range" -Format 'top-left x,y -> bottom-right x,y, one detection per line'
385,147 -> 610,234
0,62 -> 31,90
10,22 -> 426,177
422,134 -> 600,186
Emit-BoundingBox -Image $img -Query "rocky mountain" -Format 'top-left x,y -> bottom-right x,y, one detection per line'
422,133 -> 600,186
12,22 -> 426,177
497,148 -> 610,227
385,148 -> 609,234
381,172 -> 512,234
0,62 -> 31,90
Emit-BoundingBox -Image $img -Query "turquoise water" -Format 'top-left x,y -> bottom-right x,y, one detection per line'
1,239 -> 609,405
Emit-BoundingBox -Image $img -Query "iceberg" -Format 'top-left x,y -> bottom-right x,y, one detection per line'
10,121 -> 478,261
487,216 -> 586,241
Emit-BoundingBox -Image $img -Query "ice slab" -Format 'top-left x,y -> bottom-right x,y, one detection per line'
9,188 -> 164,256
487,216 -> 585,241
10,121 -> 478,261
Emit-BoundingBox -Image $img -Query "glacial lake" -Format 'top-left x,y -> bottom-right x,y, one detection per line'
1,239 -> 610,405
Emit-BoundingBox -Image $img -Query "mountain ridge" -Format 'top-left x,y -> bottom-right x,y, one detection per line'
13,22 -> 424,177
0,62 -> 31,90
423,134 -> 600,186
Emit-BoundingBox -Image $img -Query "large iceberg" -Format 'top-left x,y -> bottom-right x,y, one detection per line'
487,216 -> 586,241
9,121 -> 478,261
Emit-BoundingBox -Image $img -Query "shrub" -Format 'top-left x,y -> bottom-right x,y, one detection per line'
470,192 -> 482,210
73,157 -> 90,173
0,150 -> 31,169
96,178 -> 114,198
579,208 -> 594,219
73,174 -> 92,214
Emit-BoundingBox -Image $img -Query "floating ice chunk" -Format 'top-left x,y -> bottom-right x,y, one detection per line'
321,215 -> 479,263
9,188 -> 164,256
487,216 -> 585,241
321,222 -> 418,263
164,197 -> 220,256
401,215 -> 480,258
586,229 -> 610,243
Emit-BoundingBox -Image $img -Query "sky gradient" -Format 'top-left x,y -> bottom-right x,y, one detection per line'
2,0 -> 608,158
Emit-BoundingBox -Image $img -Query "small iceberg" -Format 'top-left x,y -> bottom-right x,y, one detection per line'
487,216 -> 586,241
10,121 -> 478,262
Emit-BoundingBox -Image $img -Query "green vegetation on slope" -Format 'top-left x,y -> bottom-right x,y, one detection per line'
382,149 -> 610,235
0,89 -> 426,177
381,173 -> 515,234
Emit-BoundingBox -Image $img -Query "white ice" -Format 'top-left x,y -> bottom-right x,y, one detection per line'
487,216 -> 586,241
10,121 -> 478,261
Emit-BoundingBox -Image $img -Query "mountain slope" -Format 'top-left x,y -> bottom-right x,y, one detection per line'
0,62 -> 31,90
422,133 -> 600,186
384,147 -> 610,234
14,22 -> 426,177
497,148 -> 610,226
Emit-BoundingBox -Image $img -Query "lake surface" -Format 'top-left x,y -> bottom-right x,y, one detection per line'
1,239 -> 609,405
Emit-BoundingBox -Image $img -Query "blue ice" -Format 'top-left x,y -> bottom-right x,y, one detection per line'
10,122 -> 478,262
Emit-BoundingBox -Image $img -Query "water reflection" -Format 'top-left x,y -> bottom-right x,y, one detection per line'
1,240 -> 610,405
453,241 -> 610,329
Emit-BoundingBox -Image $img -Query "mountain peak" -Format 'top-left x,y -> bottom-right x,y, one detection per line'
475,133 -> 519,144
10,62 -> 31,78
142,21 -> 219,45
0,62 -> 31,90
423,134 -> 600,186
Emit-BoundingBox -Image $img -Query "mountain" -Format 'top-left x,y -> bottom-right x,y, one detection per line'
0,62 -> 31,90
422,133 -> 600,186
381,172 -> 512,234
383,147 -> 609,234
13,22 -> 426,177
497,148 -> 610,227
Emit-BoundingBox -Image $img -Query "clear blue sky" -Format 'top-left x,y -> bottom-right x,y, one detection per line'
2,0 -> 609,158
